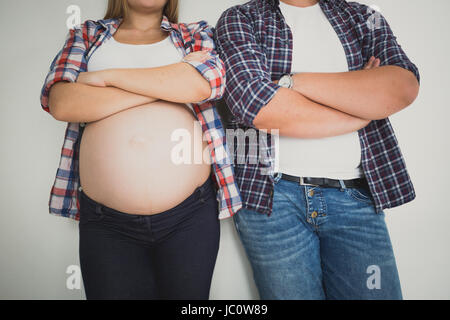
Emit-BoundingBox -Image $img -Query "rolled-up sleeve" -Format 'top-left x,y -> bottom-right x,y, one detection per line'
215,8 -> 281,128
359,4 -> 420,83
184,21 -> 227,104
40,26 -> 88,113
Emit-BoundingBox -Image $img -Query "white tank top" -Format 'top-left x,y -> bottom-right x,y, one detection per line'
88,35 -> 194,113
277,1 -> 363,179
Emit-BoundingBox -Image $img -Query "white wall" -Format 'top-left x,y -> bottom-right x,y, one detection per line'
0,0 -> 448,300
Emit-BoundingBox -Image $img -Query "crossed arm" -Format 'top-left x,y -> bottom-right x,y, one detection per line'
215,9 -> 420,139
254,60 -> 419,137
48,51 -> 212,123
290,63 -> 419,121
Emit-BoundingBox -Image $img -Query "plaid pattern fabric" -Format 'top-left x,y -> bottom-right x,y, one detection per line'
215,0 -> 420,215
40,15 -> 242,220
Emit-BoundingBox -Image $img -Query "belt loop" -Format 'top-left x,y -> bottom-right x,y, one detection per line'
339,180 -> 347,190
200,183 -> 207,198
198,179 -> 210,203
95,203 -> 103,215
274,172 -> 282,183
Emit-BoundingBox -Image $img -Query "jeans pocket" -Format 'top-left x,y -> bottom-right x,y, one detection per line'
346,187 -> 374,205
79,206 -> 104,225
233,212 -> 242,233
232,219 -> 239,238
233,209 -> 251,237
78,191 -> 105,224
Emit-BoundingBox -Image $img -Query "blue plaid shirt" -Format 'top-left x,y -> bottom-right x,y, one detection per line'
215,0 -> 420,215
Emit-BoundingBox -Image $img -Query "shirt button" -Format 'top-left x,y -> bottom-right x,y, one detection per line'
311,211 -> 318,218
80,122 -> 86,127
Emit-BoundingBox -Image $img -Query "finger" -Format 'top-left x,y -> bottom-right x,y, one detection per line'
363,56 -> 375,69
373,58 -> 381,68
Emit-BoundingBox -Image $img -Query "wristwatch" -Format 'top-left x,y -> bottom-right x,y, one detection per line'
278,74 -> 294,89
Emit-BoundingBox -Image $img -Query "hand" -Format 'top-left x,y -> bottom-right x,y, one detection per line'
363,56 -> 381,69
77,71 -> 107,87
182,50 -> 212,64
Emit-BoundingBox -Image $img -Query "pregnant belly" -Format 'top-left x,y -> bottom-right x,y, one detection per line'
79,101 -> 212,215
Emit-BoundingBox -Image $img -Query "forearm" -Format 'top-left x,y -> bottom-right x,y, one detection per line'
48,82 -> 156,123
104,63 -> 212,104
292,66 -> 419,120
253,88 -> 370,139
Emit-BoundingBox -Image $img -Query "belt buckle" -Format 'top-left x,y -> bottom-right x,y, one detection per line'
299,177 -> 318,187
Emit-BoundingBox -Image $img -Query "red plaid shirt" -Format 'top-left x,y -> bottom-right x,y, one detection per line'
40,15 -> 242,220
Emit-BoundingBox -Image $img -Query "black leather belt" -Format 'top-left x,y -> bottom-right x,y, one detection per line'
279,173 -> 369,189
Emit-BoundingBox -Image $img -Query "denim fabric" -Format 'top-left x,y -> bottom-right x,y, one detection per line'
78,177 -> 220,300
233,173 -> 402,300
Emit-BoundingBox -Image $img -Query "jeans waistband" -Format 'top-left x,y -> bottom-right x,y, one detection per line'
79,176 -> 215,219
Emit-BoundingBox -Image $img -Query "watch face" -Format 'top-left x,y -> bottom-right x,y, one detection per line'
279,75 -> 291,88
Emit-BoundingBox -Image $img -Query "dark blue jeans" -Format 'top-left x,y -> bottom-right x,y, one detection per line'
234,173 -> 402,300
78,177 -> 220,300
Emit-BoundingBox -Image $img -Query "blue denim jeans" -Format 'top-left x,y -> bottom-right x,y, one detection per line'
233,173 -> 402,300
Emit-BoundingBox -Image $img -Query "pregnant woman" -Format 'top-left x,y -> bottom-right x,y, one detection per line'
40,0 -> 242,299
